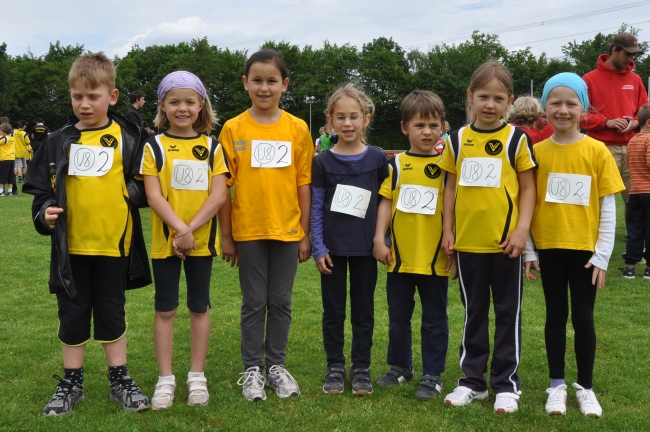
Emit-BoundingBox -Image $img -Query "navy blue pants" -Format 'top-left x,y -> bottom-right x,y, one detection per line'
386,272 -> 449,376
321,255 -> 377,368
623,193 -> 650,265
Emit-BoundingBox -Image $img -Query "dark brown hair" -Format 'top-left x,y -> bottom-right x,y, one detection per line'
401,90 -> 446,125
244,49 -> 289,80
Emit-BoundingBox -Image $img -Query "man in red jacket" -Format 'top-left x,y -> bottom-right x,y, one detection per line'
581,33 -> 649,219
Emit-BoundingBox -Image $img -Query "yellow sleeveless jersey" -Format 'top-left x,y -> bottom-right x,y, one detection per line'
140,133 -> 230,258
219,110 -> 313,242
65,121 -> 132,256
438,123 -> 537,253
531,136 -> 624,251
379,152 -> 449,275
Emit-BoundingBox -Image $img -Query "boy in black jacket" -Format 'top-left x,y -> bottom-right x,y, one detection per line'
24,52 -> 152,416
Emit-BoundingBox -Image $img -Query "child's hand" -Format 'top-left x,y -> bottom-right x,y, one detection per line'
173,231 -> 195,260
500,228 -> 527,258
315,254 -> 333,274
44,206 -> 63,230
442,231 -> 455,256
447,253 -> 458,280
298,236 -> 312,263
221,234 -> 239,267
585,262 -> 606,289
525,260 -> 540,281
372,242 -> 392,266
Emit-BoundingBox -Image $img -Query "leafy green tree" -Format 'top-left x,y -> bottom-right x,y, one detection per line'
0,43 -> 13,117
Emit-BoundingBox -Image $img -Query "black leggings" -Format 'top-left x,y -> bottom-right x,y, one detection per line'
538,249 -> 597,388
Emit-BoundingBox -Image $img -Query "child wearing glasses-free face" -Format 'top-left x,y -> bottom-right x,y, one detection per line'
310,83 -> 389,396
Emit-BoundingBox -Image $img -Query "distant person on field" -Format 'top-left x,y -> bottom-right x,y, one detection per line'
124,90 -> 145,127
533,102 -> 554,140
581,32 -> 649,218
31,118 -> 50,155
318,125 -> 332,153
373,90 -> 451,401
0,122 -> 15,196
23,52 -> 152,416
621,103 -> 650,278
14,120 -> 31,184
507,96 -> 543,144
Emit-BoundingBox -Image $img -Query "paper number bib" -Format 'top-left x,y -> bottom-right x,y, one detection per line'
68,144 -> 114,177
396,185 -> 438,215
330,184 -> 371,218
171,159 -> 209,191
459,157 -> 502,188
545,173 -> 591,206
251,140 -> 291,168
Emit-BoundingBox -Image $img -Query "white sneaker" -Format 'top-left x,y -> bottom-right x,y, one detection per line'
151,378 -> 176,410
266,365 -> 300,398
573,383 -> 602,418
494,391 -> 521,413
444,386 -> 489,406
545,384 -> 567,415
237,366 -> 267,402
187,376 -> 209,406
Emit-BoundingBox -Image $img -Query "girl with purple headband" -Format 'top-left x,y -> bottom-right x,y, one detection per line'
138,70 -> 230,409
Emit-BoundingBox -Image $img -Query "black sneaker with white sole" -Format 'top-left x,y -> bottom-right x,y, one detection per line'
621,267 -> 635,279
376,366 -> 414,387
350,368 -> 373,396
43,374 -> 85,416
415,375 -> 443,401
323,363 -> 346,394
109,375 -> 150,412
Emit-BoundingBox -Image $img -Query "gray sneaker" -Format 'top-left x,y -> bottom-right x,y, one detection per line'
109,375 -> 150,412
43,374 -> 85,416
377,366 -> 414,387
266,365 -> 300,398
237,366 -> 267,402
323,363 -> 346,394
415,375 -> 443,401
351,368 -> 373,396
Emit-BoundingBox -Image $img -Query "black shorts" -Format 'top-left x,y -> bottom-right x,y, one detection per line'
56,255 -> 128,345
152,255 -> 213,313
0,160 -> 14,184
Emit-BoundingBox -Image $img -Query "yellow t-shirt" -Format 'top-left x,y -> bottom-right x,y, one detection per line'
14,129 -> 30,158
140,133 -> 230,258
65,121 -> 132,256
379,152 -> 448,276
531,135 -> 625,251
438,123 -> 537,253
219,110 -> 313,241
0,133 -> 16,161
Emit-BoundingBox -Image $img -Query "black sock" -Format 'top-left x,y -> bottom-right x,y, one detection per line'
108,365 -> 128,384
64,367 -> 84,387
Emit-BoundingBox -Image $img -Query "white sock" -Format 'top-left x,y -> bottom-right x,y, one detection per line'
188,371 -> 205,379
158,375 -> 175,383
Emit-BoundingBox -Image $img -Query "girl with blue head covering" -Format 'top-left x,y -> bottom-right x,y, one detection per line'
524,72 -> 625,418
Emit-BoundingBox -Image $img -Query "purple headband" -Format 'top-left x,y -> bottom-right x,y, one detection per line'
157,71 -> 207,101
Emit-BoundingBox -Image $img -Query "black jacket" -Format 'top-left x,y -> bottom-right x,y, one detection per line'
23,112 -> 152,298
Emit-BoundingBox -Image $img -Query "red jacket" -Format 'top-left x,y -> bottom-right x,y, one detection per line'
580,54 -> 648,145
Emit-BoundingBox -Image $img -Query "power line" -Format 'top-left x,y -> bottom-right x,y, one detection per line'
403,0 -> 650,50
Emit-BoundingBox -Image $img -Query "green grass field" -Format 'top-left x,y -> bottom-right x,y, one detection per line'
1,192 -> 649,431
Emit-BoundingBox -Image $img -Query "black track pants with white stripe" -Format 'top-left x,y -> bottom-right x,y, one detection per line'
456,252 -> 523,394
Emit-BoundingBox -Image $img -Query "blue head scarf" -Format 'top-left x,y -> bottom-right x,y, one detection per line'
541,72 -> 589,111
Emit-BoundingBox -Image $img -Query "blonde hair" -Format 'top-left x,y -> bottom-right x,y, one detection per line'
506,96 -> 542,126
466,61 -> 514,123
325,83 -> 375,143
68,52 -> 116,90
154,94 -> 218,134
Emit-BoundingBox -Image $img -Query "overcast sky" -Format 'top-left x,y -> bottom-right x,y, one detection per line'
4,0 -> 650,60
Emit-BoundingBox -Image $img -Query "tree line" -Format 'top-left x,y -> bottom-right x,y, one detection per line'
0,24 -> 648,150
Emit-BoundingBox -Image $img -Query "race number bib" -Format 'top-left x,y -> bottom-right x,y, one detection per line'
171,159 -> 209,191
545,173 -> 591,206
396,184 -> 438,215
330,184 -> 371,218
68,144 -> 114,177
458,157 -> 502,188
251,140 -> 291,168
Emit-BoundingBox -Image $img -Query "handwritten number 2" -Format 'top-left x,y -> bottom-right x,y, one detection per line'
97,151 -> 109,172
486,164 -> 495,179
277,145 -> 288,164
573,182 -> 584,197
421,191 -> 436,210
353,196 -> 364,210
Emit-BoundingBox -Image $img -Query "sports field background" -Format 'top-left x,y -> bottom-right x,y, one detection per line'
1,193 -> 649,431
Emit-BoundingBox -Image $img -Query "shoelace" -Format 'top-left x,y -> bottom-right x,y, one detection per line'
237,369 -> 264,389
268,365 -> 297,385
578,389 -> 599,408
51,374 -> 73,400
113,375 -> 139,393
547,386 -> 566,404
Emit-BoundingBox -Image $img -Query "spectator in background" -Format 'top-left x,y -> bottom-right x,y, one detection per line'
581,32 -> 649,219
506,96 -> 543,144
31,118 -> 50,155
124,90 -> 146,127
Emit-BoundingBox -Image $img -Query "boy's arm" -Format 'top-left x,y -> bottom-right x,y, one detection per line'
22,137 -> 58,235
441,172 -> 456,256
373,197 -> 393,265
298,184 -> 311,263
217,188 -> 238,267
500,168 -> 536,258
